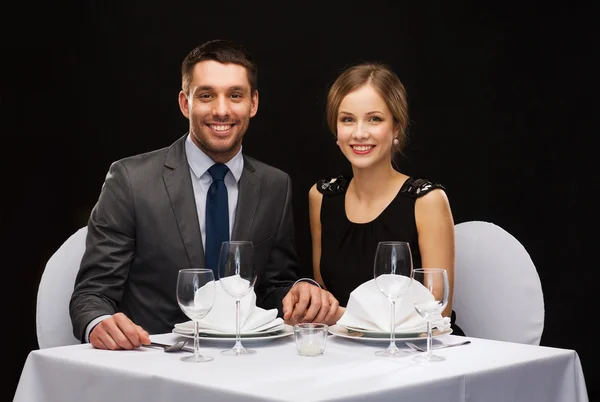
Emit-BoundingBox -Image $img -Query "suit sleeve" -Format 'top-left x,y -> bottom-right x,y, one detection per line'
255,174 -> 300,315
69,161 -> 136,341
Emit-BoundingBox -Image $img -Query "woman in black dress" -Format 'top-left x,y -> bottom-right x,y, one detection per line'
309,62 -> 464,335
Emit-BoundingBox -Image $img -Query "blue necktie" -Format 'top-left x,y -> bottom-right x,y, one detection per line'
205,163 -> 230,278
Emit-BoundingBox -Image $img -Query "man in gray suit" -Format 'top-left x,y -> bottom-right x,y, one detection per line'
70,39 -> 342,350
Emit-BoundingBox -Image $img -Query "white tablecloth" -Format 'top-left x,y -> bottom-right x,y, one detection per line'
14,333 -> 588,402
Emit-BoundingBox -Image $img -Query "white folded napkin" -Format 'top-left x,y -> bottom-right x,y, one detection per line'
175,275 -> 282,334
337,277 -> 451,333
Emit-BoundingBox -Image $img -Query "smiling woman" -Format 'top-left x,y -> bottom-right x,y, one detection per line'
335,84 -> 397,171
309,62 -> 465,337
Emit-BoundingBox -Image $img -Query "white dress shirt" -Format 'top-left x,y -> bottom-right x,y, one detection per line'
85,134 -> 244,342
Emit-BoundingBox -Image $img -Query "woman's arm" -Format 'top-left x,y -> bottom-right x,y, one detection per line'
308,184 -> 326,289
415,188 -> 456,317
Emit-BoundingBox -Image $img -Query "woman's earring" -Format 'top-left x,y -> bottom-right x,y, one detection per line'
393,137 -> 400,146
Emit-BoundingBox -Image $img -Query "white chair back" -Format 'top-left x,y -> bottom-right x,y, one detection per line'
36,226 -> 87,348
453,221 -> 544,345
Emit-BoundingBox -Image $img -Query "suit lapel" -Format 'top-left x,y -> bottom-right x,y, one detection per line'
232,156 -> 260,241
163,134 -> 205,266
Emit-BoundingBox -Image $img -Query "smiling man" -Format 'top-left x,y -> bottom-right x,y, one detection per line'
70,40 -> 342,350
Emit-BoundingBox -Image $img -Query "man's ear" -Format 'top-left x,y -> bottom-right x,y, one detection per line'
178,91 -> 190,119
250,89 -> 259,118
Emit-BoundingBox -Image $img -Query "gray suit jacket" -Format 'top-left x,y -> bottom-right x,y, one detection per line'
69,134 -> 300,341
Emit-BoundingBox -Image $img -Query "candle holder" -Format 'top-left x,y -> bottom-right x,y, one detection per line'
294,323 -> 329,357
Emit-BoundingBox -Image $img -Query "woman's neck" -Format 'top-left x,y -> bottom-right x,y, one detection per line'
350,163 -> 401,201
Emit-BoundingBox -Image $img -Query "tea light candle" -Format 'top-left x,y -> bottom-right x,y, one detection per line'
299,341 -> 323,356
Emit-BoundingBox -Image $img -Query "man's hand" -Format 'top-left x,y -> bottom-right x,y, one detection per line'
89,312 -> 150,350
282,282 -> 342,325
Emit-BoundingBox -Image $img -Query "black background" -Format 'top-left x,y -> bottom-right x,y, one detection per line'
3,2 -> 597,400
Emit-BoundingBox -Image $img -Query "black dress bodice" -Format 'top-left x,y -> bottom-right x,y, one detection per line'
317,176 -> 445,306
316,175 -> 465,336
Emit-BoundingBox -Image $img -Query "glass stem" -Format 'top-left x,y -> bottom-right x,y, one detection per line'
426,319 -> 432,359
389,300 -> 396,349
234,299 -> 242,349
194,320 -> 200,361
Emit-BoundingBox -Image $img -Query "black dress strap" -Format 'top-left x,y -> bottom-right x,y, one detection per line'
399,177 -> 446,198
316,175 -> 350,196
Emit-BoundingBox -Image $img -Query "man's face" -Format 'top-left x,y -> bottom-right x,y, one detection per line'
179,60 -> 258,163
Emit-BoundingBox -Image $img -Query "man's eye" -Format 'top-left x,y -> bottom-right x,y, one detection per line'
230,93 -> 242,99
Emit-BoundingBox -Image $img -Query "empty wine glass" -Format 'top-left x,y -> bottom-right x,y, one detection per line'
412,268 -> 449,362
373,241 -> 414,357
176,268 -> 216,362
218,241 -> 257,356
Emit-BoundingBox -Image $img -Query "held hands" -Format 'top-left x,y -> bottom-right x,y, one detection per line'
89,312 -> 150,350
282,282 -> 344,325
89,286 -> 342,348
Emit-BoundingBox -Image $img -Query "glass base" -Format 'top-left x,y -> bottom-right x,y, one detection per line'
180,354 -> 214,363
413,354 -> 446,362
221,345 -> 256,356
375,344 -> 410,358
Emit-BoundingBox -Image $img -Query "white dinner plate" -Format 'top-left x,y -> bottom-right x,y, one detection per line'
329,324 -> 452,342
172,323 -> 284,337
343,325 -> 421,337
172,324 -> 293,341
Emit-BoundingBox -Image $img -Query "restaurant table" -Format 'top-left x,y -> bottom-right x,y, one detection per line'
13,332 -> 588,402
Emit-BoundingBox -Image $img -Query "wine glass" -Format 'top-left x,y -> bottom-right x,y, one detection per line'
373,241 -> 414,357
176,268 -> 216,363
412,268 -> 449,362
218,241 -> 257,356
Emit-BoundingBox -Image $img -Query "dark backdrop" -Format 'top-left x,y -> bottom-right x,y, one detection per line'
3,2 -> 596,400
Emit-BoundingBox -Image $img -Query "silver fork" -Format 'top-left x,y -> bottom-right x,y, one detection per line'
405,340 -> 471,352
142,341 -> 191,353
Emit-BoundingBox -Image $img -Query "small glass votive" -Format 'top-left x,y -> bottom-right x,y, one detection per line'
294,323 -> 329,356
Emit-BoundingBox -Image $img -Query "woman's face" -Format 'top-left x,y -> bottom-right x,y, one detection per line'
336,84 -> 396,170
